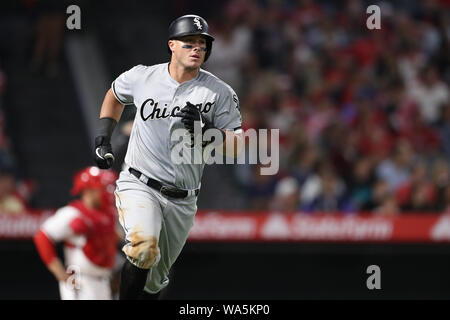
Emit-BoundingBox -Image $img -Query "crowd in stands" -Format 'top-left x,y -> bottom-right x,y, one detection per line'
203,0 -> 450,214
0,0 -> 71,216
0,56 -> 33,216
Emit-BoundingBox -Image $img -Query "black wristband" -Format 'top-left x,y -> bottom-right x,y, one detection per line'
98,117 -> 117,138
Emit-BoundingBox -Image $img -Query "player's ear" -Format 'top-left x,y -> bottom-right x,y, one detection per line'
168,40 -> 175,53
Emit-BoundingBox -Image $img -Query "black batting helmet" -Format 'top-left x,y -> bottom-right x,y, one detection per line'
167,14 -> 215,62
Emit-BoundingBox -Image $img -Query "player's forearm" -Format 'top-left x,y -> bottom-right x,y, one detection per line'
97,88 -> 125,138
221,130 -> 244,158
47,259 -> 69,282
100,88 -> 125,123
94,89 -> 123,169
33,230 -> 68,282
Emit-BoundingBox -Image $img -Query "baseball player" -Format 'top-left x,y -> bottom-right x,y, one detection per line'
33,166 -> 119,300
94,14 -> 243,299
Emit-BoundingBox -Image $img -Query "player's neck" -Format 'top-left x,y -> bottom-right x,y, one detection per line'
168,61 -> 199,84
83,202 -> 98,210
81,194 -> 100,210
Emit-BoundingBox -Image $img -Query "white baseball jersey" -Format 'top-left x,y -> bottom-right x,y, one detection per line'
41,202 -> 117,299
111,63 -> 242,190
41,205 -> 114,278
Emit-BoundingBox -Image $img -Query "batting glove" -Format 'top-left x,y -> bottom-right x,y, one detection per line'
94,136 -> 115,169
175,101 -> 214,135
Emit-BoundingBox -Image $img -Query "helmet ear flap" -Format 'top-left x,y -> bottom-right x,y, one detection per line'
204,40 -> 213,62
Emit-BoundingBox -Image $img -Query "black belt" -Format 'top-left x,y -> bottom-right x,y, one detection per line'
129,168 -> 199,199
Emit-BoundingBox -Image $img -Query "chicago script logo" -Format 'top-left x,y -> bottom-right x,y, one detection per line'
140,98 -> 215,121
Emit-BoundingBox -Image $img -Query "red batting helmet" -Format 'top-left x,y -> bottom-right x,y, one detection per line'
99,169 -> 119,208
71,166 -> 117,196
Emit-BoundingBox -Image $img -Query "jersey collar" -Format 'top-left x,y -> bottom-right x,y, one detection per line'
166,62 -> 201,87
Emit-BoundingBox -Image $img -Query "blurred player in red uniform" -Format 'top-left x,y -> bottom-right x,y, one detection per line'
33,166 -> 119,300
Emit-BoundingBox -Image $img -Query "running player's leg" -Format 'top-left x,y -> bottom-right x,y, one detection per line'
143,196 -> 197,295
115,172 -> 163,299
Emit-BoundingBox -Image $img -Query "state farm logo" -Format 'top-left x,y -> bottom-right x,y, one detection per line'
261,214 -> 393,241
431,214 -> 450,240
260,214 -> 290,239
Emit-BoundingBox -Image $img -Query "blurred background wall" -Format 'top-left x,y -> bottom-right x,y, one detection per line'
0,0 -> 449,299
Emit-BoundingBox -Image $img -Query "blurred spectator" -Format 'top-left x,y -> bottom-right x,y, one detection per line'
373,194 -> 401,216
0,155 -> 29,216
347,157 -> 376,211
300,161 -> 348,213
397,109 -> 441,155
401,183 -> 437,212
269,176 -> 300,211
396,161 -> 437,212
376,140 -> 414,192
304,96 -> 337,143
354,100 -> 395,162
437,103 -> 450,159
442,185 -> 450,213
204,17 -> 252,95
432,158 -> 450,210
29,0 -> 67,77
252,2 -> 286,70
407,65 -> 449,126
364,179 -> 393,213
244,163 -> 278,210
289,143 -> 320,187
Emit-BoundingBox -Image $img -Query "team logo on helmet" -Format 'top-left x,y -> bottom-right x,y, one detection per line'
193,17 -> 202,30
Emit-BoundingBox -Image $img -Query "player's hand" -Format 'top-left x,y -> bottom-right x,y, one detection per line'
174,101 -> 213,134
94,136 -> 115,169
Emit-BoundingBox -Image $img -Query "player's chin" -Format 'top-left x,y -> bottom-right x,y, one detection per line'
187,57 -> 203,68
